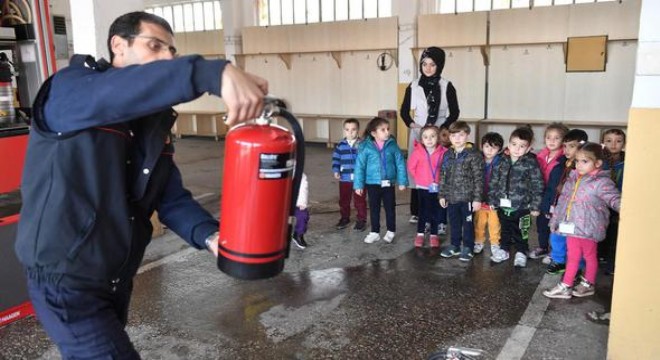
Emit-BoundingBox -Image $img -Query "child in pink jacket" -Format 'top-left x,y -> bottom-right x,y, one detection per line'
407,125 -> 448,248
543,143 -> 621,299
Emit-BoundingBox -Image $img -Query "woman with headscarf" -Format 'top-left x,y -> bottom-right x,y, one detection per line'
400,46 -> 460,230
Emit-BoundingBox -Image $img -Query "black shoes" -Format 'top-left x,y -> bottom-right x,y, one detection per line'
353,220 -> 367,231
336,218 -> 350,229
292,234 -> 308,249
546,262 -> 566,274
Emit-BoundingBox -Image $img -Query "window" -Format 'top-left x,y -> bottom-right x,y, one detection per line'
436,0 -> 616,13
259,0 -> 392,26
145,1 -> 223,33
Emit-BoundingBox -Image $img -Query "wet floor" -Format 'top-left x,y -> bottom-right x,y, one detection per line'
121,245 -> 545,359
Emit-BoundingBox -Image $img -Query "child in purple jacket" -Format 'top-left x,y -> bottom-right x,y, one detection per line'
543,143 -> 621,299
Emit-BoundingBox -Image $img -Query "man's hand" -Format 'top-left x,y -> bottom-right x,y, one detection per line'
221,64 -> 268,126
530,210 -> 540,217
355,189 -> 363,196
472,201 -> 482,212
205,232 -> 219,257
398,185 -> 406,191
439,198 -> 447,208
334,173 -> 341,180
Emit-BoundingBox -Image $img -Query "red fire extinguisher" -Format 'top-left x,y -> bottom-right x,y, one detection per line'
217,98 -> 305,280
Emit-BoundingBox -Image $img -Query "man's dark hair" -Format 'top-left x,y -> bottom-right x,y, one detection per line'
563,129 -> 589,143
344,118 -> 360,129
481,132 -> 504,150
107,11 -> 174,62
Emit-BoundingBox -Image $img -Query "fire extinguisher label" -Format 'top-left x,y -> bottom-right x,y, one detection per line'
259,153 -> 295,180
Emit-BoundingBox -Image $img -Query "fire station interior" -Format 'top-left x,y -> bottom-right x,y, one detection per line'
1,0 -> 659,359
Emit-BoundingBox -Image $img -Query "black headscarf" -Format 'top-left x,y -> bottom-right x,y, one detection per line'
419,47 -> 446,125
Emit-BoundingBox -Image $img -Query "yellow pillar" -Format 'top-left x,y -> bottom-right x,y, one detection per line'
608,110 -> 660,359
608,1 -> 660,358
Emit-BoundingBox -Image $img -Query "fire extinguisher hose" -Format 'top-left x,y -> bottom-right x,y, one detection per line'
273,106 -> 304,258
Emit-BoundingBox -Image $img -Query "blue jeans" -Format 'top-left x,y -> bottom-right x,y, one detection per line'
447,202 -> 475,250
27,277 -> 139,359
550,232 -> 567,264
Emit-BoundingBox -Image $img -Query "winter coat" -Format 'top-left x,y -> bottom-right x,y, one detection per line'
536,147 -> 564,184
482,154 -> 502,205
15,54 -> 222,287
540,155 -> 572,213
488,153 -> 544,211
407,141 -> 447,189
354,137 -> 408,190
438,143 -> 484,203
549,169 -> 621,242
331,138 -> 360,182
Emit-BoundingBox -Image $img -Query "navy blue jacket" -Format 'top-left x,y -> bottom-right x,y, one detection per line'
540,155 -> 571,213
15,55 -> 225,288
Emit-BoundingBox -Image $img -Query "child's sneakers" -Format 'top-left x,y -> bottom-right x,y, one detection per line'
292,234 -> 308,249
409,215 -> 419,224
429,235 -> 440,248
335,218 -> 350,230
440,245 -> 461,258
437,223 -> 447,235
473,243 -> 484,254
490,248 -> 510,263
364,232 -> 380,244
459,247 -> 474,262
572,280 -> 595,297
353,220 -> 367,232
529,247 -> 549,259
546,262 -> 566,275
542,255 -> 553,265
414,234 -> 424,248
383,231 -> 395,243
543,282 -> 572,299
490,244 -> 501,255
514,252 -> 527,267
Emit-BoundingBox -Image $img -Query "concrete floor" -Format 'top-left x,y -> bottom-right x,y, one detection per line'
0,137 -> 611,359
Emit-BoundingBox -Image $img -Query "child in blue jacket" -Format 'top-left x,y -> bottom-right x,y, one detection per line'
332,118 -> 367,231
354,117 -> 408,244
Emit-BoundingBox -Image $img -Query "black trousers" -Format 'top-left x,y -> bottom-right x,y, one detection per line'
498,208 -> 531,254
536,213 -> 551,250
410,188 -> 419,216
598,210 -> 619,271
417,189 -> 440,233
366,185 -> 396,233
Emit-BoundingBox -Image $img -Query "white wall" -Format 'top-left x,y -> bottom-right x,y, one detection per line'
245,51 -> 397,116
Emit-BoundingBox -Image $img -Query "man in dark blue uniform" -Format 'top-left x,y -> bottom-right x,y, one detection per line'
14,11 -> 267,359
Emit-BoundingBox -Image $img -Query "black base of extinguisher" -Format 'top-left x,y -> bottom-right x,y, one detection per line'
217,255 -> 285,280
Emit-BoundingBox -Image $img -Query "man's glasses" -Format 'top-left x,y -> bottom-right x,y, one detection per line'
128,35 -> 177,56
